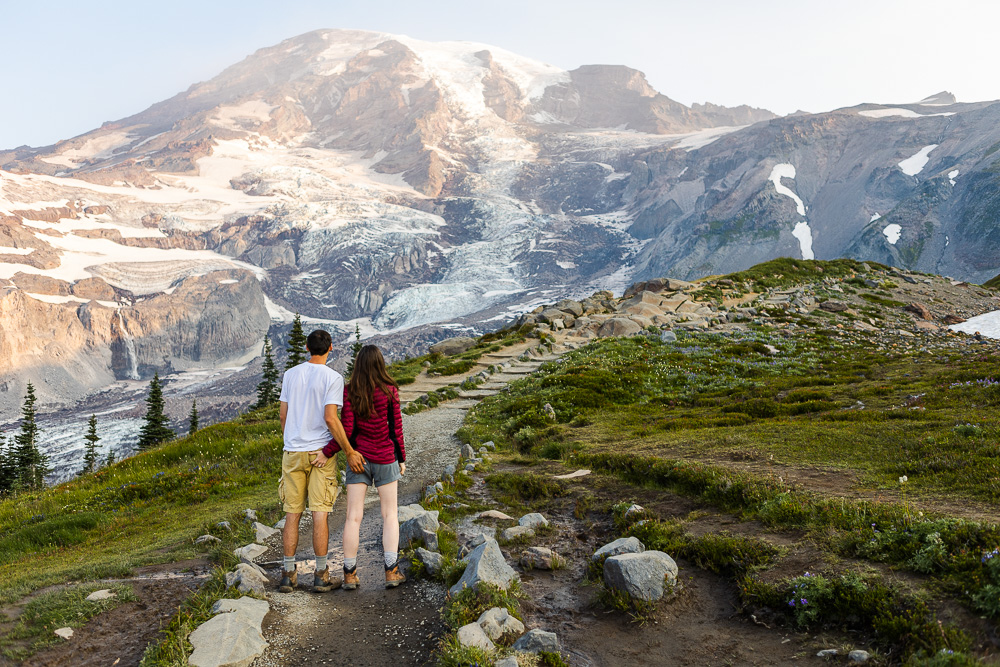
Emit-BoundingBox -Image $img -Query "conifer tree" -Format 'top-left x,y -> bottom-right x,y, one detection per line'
137,373 -> 175,450
286,314 -> 308,369
345,324 -> 363,380
13,383 -> 49,490
82,415 -> 100,474
255,337 -> 280,409
188,399 -> 199,434
105,447 -> 115,468
0,436 -> 14,495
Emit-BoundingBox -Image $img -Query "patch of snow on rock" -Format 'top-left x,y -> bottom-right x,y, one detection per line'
859,108 -> 955,119
768,163 -> 806,216
792,221 -> 814,260
949,169 -> 959,185
870,213 -> 881,223
883,223 -> 902,245
898,145 -> 938,176
950,311 -> 1000,339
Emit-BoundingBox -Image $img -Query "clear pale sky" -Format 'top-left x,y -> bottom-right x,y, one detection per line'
4,0 -> 998,149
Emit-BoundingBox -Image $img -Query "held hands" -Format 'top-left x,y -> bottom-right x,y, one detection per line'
346,450 -> 366,473
399,462 -> 406,476
310,451 -> 329,468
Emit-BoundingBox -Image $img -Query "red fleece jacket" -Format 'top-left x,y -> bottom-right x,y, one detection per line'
324,385 -> 405,464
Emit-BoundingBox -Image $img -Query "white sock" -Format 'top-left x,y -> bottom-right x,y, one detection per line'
384,552 -> 397,568
315,555 -> 327,572
344,557 -> 357,570
283,556 -> 296,573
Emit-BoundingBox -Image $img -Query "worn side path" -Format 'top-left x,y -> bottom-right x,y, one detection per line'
252,337 -> 580,667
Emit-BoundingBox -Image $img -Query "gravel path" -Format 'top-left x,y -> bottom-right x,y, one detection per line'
254,339 -> 577,666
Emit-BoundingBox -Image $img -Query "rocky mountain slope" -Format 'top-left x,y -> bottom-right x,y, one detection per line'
2,28 -> 1000,419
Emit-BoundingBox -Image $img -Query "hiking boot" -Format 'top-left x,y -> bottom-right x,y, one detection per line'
385,560 -> 407,588
313,567 -> 341,593
278,568 -> 298,593
343,564 -> 360,590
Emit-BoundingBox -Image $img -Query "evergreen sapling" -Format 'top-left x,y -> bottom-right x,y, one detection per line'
13,383 -> 48,490
137,373 -> 175,450
82,415 -> 100,474
255,336 -> 280,409
286,314 -> 308,369
189,399 -> 199,434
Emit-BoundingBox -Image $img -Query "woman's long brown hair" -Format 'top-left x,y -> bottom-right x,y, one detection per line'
347,345 -> 398,421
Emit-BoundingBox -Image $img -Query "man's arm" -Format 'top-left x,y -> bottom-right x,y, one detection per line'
320,404 -> 365,473
279,401 -> 288,431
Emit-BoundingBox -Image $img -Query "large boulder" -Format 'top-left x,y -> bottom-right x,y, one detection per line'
233,544 -> 267,563
430,336 -> 477,356
603,551 -> 678,601
592,536 -> 645,561
512,628 -> 561,654
449,537 -> 518,595
457,622 -> 495,651
415,547 -> 444,577
554,299 -> 584,317
539,308 -> 575,327
189,598 -> 269,667
597,318 -> 643,338
477,607 -> 525,641
904,302 -> 933,320
253,522 -> 279,542
397,503 -> 431,523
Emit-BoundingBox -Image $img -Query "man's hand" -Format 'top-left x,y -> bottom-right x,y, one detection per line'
346,450 -> 366,473
310,451 -> 328,468
399,462 -> 406,476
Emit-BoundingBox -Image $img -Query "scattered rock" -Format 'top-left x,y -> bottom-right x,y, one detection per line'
226,563 -> 268,596
189,598 -> 269,667
195,534 -> 221,545
216,521 -> 232,531
512,628 -> 561,654
494,657 -> 520,667
820,300 -> 849,312
54,627 -> 74,640
273,518 -> 286,530
660,330 -> 678,343
542,403 -> 557,421
501,526 -> 535,542
520,546 -> 558,570
397,503 -> 431,523
478,510 -> 514,521
253,522 -> 279,542
904,302 -> 933,320
482,440 -> 496,450
518,513 -> 548,529
233,543 -> 267,563
415,547 -> 444,576
449,537 -> 518,595
604,551 -> 678,601
400,511 -> 441,549
460,444 -> 476,459
477,607 -> 525,641
242,509 -> 257,522
85,589 -> 116,601
848,650 -> 871,663
553,469 -> 590,480
942,313 -> 966,324
623,504 -> 645,520
430,336 -> 477,356
817,649 -> 839,658
592,536 -> 645,561
598,317 -> 643,337
456,622 -> 495,651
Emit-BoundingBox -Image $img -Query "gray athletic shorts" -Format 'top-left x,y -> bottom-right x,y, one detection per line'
346,460 -> 402,488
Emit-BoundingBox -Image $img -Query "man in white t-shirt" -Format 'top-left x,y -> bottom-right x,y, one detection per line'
277,329 -> 364,593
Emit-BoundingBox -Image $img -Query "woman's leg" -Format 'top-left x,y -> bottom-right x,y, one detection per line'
343,483 -> 368,561
377,480 -> 399,559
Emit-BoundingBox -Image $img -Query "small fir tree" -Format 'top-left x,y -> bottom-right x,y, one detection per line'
137,373 -> 175,450
105,446 -> 115,468
188,399 -> 199,434
82,415 -> 100,474
0,436 -> 14,495
345,324 -> 363,380
13,383 -> 49,490
286,314 -> 308,369
254,337 -> 280,409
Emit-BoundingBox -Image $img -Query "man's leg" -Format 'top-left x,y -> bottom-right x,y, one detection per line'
283,512 -> 303,559
311,511 -> 329,558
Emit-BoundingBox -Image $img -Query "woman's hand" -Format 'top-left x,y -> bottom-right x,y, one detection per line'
399,462 -> 406,476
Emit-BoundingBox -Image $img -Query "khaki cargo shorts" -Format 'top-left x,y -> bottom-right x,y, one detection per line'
278,450 -> 339,514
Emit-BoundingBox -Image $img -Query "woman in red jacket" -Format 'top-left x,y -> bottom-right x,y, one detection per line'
323,344 -> 407,588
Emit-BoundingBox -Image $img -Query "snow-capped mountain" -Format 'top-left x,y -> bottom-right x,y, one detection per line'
3,29 -> 1000,419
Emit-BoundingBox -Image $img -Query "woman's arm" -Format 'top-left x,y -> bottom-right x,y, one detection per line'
391,387 -> 405,463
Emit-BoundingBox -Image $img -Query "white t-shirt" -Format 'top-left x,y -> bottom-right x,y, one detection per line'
279,363 -> 344,452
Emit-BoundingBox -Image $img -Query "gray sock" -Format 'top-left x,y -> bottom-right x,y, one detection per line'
384,552 -> 397,568
344,556 -> 357,570
315,555 -> 327,573
283,556 -> 296,573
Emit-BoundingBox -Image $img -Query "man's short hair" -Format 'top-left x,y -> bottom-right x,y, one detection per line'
306,329 -> 333,356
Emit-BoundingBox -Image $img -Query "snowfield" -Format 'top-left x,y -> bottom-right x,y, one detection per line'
898,145 -> 938,176
883,223 -> 902,245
